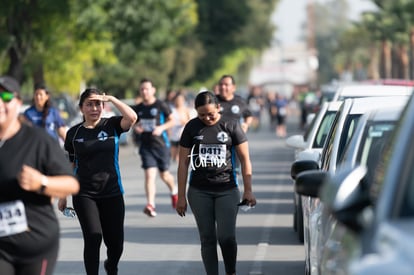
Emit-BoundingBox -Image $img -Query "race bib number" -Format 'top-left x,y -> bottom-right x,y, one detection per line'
140,119 -> 156,132
199,144 -> 227,167
279,107 -> 287,116
0,200 -> 28,237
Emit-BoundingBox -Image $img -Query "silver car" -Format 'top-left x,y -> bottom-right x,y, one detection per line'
286,101 -> 342,242
291,96 -> 409,275
318,93 -> 414,274
320,105 -> 406,274
332,83 -> 413,101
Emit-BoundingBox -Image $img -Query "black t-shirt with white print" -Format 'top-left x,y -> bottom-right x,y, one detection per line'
179,116 -> 247,191
131,99 -> 172,148
65,116 -> 126,198
217,94 -> 252,122
0,124 -> 74,261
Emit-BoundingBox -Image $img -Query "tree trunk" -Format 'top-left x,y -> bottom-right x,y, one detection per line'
7,47 -> 24,83
410,28 -> 414,79
391,46 -> 399,78
380,40 -> 392,79
368,43 -> 379,80
33,64 -> 45,86
399,45 -> 409,79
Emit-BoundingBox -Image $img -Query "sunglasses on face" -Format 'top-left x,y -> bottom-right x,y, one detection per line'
0,91 -> 15,103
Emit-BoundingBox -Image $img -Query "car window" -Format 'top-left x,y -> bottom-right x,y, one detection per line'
400,175 -> 414,217
312,111 -> 337,148
304,110 -> 318,141
320,112 -> 341,170
338,95 -> 364,101
321,113 -> 361,170
358,122 -> 395,184
398,142 -> 414,218
368,119 -> 414,218
337,114 -> 361,164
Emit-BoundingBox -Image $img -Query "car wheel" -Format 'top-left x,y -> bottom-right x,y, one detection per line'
297,197 -> 304,243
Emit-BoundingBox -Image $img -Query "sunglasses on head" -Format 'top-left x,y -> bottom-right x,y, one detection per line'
0,91 -> 15,103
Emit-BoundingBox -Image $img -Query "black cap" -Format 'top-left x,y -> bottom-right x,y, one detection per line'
0,75 -> 21,94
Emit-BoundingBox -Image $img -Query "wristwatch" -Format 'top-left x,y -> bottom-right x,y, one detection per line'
38,175 -> 48,194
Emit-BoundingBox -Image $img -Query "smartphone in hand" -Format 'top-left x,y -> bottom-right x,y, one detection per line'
238,199 -> 254,212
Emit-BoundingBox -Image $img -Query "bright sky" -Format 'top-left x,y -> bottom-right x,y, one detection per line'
272,0 -> 377,45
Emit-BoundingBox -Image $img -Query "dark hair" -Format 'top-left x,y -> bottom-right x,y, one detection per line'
219,75 -> 236,85
140,78 -> 154,86
34,83 -> 49,91
194,91 -> 219,109
33,83 -> 51,127
79,88 -> 101,107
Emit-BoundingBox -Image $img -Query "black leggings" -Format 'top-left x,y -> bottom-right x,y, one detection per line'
73,195 -> 125,275
188,187 -> 240,275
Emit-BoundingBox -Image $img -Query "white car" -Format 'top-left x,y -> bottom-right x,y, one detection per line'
317,93 -> 414,275
286,101 -> 342,242
332,83 -> 413,101
319,105 -> 406,274
291,95 -> 409,275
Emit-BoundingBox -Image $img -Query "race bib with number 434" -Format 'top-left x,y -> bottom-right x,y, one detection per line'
0,200 -> 28,237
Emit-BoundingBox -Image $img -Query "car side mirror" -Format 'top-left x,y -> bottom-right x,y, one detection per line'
285,135 -> 306,150
295,170 -> 327,197
291,159 -> 319,180
321,165 -> 371,233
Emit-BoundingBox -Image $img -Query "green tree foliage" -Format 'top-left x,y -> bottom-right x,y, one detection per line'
190,0 -> 277,86
311,0 -> 351,83
88,0 -> 199,92
0,0 -> 71,82
316,0 -> 414,81
0,0 -> 278,95
0,0 -> 117,96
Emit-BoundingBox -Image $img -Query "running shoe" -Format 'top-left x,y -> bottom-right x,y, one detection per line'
171,194 -> 178,209
143,204 -> 157,217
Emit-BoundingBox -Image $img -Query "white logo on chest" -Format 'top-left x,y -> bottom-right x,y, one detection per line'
217,131 -> 228,143
231,105 -> 240,114
97,131 -> 109,141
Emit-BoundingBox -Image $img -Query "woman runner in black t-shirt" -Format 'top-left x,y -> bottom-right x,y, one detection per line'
58,88 -> 137,275
176,91 -> 256,275
0,75 -> 79,275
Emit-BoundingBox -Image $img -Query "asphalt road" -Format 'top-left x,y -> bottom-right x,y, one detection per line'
54,111 -> 305,275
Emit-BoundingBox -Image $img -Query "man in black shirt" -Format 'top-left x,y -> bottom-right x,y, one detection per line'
131,78 -> 178,217
217,75 -> 252,133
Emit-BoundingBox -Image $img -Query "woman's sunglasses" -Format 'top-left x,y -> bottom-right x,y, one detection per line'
0,91 -> 15,103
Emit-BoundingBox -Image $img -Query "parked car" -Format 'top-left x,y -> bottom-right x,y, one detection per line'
315,93 -> 414,275
287,83 -> 414,245
318,105 -> 406,274
291,95 -> 409,275
317,82 -> 339,109
286,100 -> 342,242
362,78 -> 414,86
332,83 -> 413,101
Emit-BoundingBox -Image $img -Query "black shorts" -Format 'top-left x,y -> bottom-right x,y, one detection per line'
139,146 -> 171,171
277,115 -> 286,125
